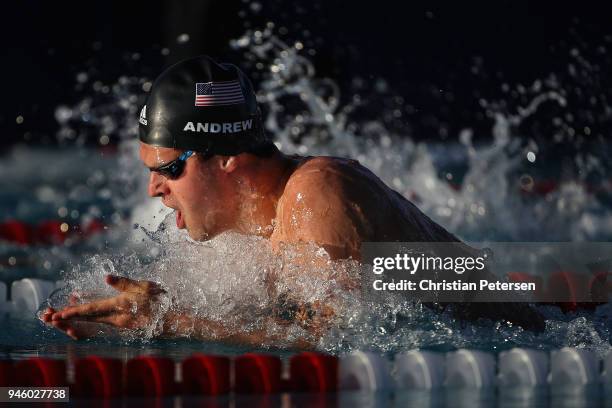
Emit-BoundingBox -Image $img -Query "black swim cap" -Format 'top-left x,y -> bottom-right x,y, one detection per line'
138,55 -> 270,155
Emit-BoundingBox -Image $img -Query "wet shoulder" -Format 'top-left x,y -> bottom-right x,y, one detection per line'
286,156 -> 365,192
289,156 -> 367,182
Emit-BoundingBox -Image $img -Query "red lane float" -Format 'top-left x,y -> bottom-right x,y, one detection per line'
15,358 -> 66,387
0,360 -> 14,387
0,220 -> 33,245
234,354 -> 282,394
125,356 -> 176,397
508,271 -> 610,313
547,271 -> 584,313
587,271 -> 611,304
182,354 -> 230,395
73,357 -> 123,398
0,219 -> 107,246
289,352 -> 338,392
36,220 -> 69,245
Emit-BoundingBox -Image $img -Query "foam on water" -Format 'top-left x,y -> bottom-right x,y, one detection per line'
4,24 -> 612,355
43,211 -> 612,356
47,213 -> 356,348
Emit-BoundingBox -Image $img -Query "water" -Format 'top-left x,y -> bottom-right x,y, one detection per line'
1,22 -> 612,366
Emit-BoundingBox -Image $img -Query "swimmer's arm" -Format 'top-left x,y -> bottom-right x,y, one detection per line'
43,301 -> 321,349
160,310 -> 320,349
162,290 -> 339,349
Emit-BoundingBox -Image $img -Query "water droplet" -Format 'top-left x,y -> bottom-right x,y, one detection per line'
76,72 -> 88,83
527,151 -> 536,162
177,33 -> 190,44
55,106 -> 73,124
459,128 -> 473,145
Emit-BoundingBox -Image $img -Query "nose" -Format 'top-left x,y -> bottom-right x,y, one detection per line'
148,171 -> 169,197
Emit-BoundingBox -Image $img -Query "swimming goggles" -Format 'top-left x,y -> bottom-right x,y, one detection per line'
149,150 -> 195,180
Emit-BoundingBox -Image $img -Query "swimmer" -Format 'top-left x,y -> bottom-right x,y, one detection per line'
42,56 -> 544,344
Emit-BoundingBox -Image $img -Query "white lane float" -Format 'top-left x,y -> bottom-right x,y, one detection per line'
394,350 -> 445,390
603,351 -> 612,384
498,348 -> 549,387
550,347 -> 599,386
445,349 -> 496,388
10,278 -> 56,317
338,351 -> 392,391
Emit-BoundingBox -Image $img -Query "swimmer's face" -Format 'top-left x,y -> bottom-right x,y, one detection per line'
139,142 -> 239,240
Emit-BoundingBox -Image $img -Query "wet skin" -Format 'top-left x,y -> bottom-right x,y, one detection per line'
42,144 -> 545,342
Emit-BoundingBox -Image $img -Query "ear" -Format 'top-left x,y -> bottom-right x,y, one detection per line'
219,156 -> 239,174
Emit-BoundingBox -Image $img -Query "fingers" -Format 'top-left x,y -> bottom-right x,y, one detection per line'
106,275 -> 140,292
54,313 -> 121,327
40,307 -> 56,323
40,310 -> 83,340
52,297 -> 119,320
51,320 -> 102,340
42,306 -> 119,340
106,275 -> 164,295
50,320 -> 79,340
45,310 -> 119,340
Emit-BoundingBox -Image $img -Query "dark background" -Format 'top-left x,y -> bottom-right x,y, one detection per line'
1,0 -> 611,148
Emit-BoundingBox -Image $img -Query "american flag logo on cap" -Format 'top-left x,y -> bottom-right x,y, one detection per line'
195,80 -> 245,106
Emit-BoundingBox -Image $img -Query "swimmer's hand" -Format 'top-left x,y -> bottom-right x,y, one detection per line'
40,275 -> 165,340
41,275 -> 320,348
